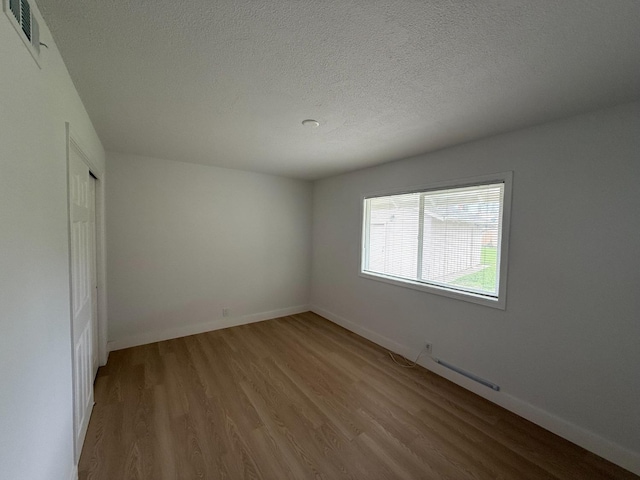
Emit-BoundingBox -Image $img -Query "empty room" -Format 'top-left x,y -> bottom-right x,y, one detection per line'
1,0 -> 639,479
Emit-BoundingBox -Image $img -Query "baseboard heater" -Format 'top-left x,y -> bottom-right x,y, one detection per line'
435,358 -> 500,391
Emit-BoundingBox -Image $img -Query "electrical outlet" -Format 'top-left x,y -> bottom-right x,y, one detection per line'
222,308 -> 230,317
425,342 -> 433,354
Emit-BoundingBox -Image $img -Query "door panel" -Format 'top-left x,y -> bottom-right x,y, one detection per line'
89,177 -> 99,377
69,143 -> 96,460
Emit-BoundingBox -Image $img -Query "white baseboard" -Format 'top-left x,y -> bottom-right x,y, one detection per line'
69,464 -> 78,480
310,305 -> 640,476
108,305 -> 309,352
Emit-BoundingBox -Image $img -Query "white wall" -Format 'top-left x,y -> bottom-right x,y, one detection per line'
106,153 -> 312,349
0,4 -> 105,480
311,102 -> 640,473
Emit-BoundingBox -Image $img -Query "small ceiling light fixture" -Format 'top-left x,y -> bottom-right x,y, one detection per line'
302,119 -> 320,128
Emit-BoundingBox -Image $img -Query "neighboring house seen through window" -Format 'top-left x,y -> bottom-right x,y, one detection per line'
361,172 -> 512,309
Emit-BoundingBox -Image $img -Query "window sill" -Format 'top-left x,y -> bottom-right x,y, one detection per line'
359,271 -> 506,310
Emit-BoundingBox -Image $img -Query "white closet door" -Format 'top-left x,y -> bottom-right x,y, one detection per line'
69,144 -> 96,460
89,175 -> 99,378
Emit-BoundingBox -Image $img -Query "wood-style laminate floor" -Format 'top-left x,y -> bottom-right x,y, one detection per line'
80,312 -> 638,479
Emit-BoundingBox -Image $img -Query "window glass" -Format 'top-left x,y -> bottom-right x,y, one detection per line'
362,175 -> 511,307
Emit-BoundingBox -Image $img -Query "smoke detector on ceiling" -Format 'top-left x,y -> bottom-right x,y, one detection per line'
302,119 -> 320,128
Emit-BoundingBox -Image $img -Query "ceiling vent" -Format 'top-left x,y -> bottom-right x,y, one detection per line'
3,0 -> 41,67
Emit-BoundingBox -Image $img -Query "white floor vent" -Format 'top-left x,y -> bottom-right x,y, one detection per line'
3,0 -> 41,67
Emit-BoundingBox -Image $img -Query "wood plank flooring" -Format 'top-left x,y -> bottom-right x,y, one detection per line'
79,312 -> 638,479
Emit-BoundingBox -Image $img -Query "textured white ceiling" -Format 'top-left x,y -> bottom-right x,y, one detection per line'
38,0 -> 640,179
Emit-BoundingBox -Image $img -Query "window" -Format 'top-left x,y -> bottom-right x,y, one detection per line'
361,172 -> 512,308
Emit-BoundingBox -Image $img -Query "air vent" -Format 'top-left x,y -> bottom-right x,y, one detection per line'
20,0 -> 30,40
3,0 -> 41,66
9,0 -> 18,18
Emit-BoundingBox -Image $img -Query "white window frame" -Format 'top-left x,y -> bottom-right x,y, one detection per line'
360,172 -> 513,309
